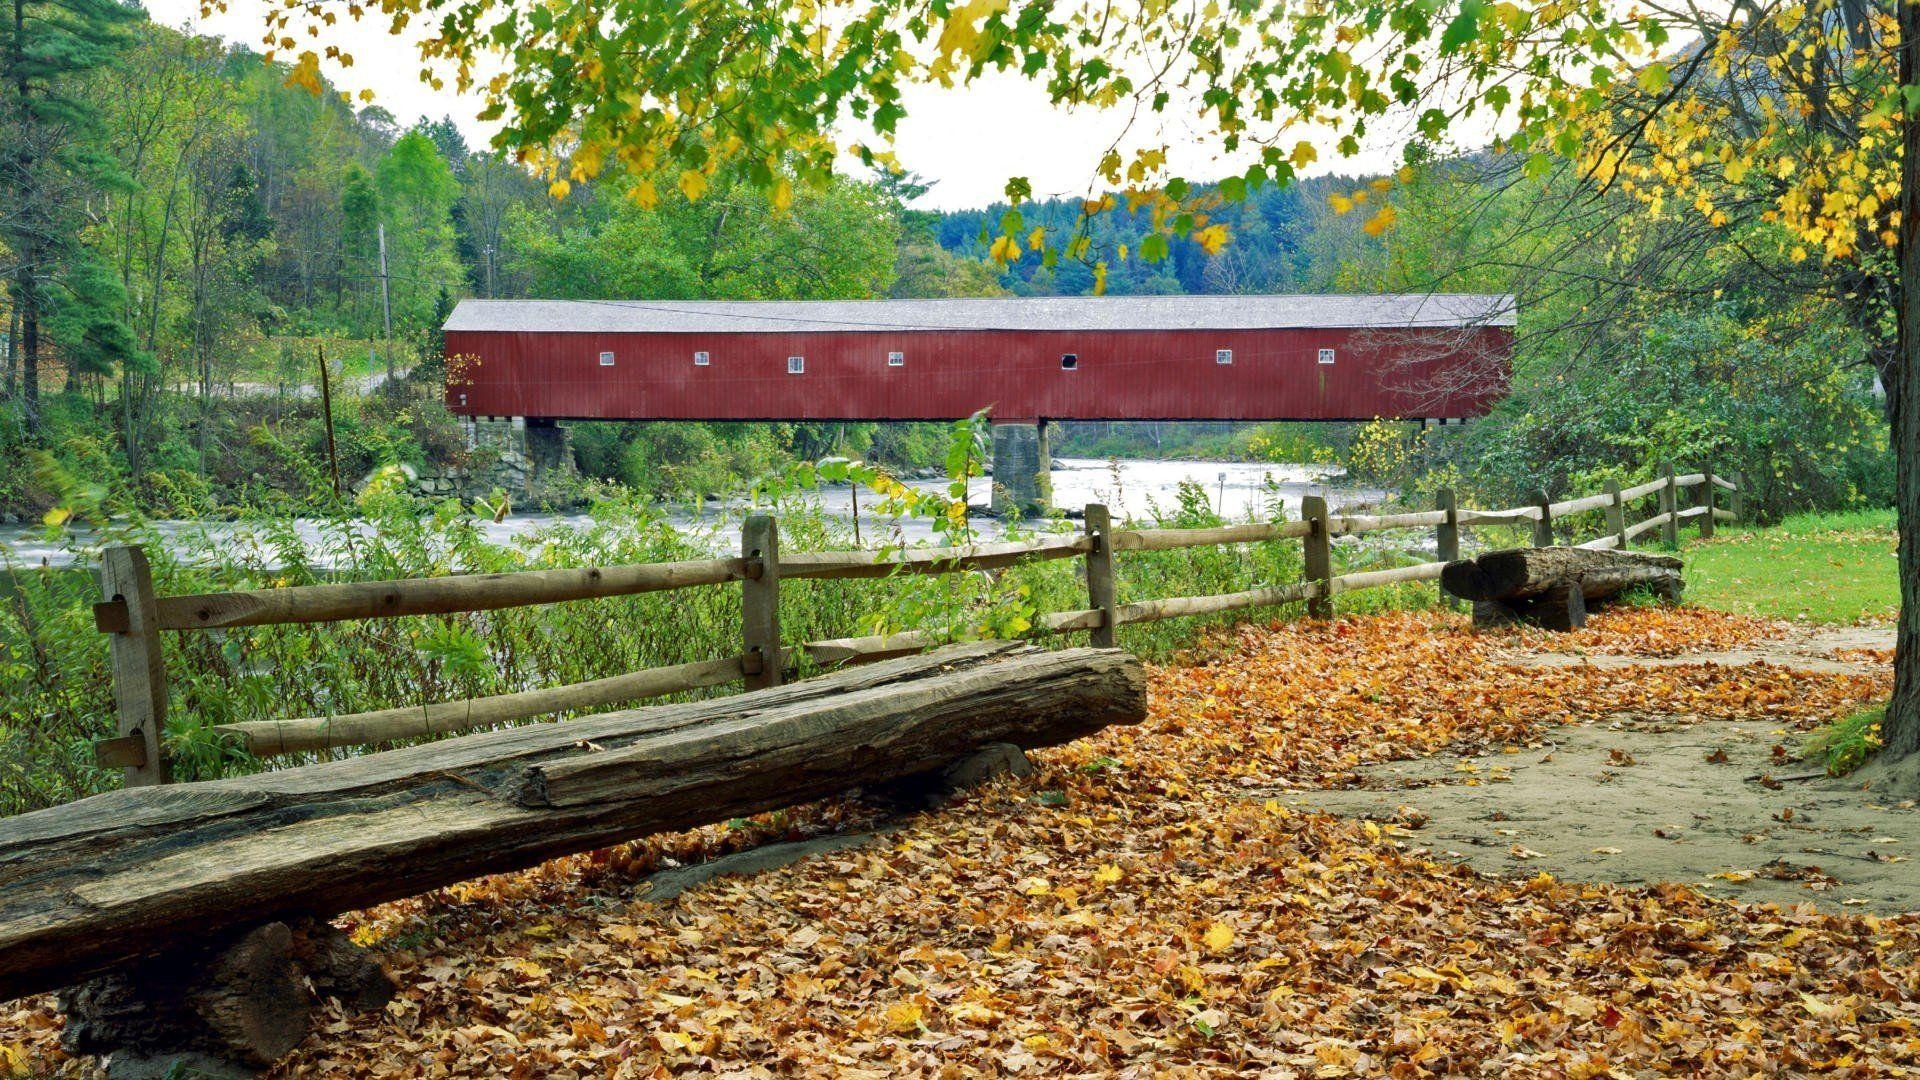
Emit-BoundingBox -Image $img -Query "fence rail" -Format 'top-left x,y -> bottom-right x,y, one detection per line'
89,461 -> 1742,783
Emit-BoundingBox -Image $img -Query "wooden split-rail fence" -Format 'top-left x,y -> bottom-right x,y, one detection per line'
89,462 -> 1742,786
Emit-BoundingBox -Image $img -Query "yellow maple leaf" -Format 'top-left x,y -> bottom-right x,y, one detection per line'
885,1001 -> 924,1032
284,50 -> 324,95
1362,204 -> 1398,236
1202,922 -> 1235,952
1093,863 -> 1122,884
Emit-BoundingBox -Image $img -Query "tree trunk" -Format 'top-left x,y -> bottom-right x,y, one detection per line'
1889,0 -> 1920,762
0,642 -> 1146,1003
19,290 -> 36,436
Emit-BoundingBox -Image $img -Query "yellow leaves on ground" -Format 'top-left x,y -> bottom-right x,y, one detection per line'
5,608 -> 1911,1075
1201,922 -> 1235,952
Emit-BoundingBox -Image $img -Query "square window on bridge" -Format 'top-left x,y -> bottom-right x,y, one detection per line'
1060,353 -> 1079,370
787,356 -> 805,374
598,351 -> 616,367
1216,349 -> 1232,365
694,351 -> 710,366
1318,348 -> 1336,365
887,351 -> 905,367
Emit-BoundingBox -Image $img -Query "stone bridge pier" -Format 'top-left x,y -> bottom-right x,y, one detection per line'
989,420 -> 1051,517
458,416 -> 579,504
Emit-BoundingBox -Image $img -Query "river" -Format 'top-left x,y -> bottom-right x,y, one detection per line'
0,457 -> 1383,570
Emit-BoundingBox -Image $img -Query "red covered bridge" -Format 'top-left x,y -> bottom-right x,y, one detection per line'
442,294 -> 1514,512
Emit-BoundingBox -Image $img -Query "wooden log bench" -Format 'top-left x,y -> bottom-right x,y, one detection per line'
0,642 -> 1146,1076
1441,547 -> 1684,631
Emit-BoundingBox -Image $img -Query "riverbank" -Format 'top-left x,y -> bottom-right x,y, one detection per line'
0,458 -> 1369,570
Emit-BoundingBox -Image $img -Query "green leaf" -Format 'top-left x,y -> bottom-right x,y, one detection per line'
1636,62 -> 1669,93
1439,0 -> 1484,55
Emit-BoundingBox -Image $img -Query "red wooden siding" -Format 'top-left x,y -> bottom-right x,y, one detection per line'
444,326 -> 1509,423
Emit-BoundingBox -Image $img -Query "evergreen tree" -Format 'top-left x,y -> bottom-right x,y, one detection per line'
0,0 -> 137,434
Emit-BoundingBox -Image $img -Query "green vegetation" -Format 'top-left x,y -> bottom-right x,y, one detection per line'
1804,707 -> 1887,777
1682,510 -> 1898,625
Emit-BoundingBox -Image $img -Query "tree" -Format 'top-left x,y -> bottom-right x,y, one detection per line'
503,172 -> 899,302
339,162 -> 379,328
373,130 -> 462,335
0,0 -> 137,435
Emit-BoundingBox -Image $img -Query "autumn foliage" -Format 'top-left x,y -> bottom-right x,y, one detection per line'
4,608 -> 1913,1076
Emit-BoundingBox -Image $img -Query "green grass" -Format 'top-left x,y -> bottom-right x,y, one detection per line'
1680,508 -> 1897,624
1802,705 -> 1887,776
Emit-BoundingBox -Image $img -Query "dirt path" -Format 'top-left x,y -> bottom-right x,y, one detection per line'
1288,621 -> 1920,913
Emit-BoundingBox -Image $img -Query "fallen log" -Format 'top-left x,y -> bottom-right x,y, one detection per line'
0,642 -> 1146,1005
1442,546 -> 1682,602
1442,547 -> 1683,631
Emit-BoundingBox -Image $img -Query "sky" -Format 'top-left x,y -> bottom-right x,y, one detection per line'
141,0 -> 1412,211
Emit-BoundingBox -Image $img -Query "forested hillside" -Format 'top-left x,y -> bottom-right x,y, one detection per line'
0,10 -> 1893,522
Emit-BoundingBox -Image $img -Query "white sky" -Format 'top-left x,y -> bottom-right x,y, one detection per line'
142,0 -> 1413,210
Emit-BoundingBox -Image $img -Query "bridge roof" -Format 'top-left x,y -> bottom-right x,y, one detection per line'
445,294 -> 1516,335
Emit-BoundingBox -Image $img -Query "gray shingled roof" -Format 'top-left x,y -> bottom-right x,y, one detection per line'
444,294 -> 1516,334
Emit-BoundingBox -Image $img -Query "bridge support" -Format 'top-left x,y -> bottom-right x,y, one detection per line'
990,421 -> 1051,517
457,417 -> 579,506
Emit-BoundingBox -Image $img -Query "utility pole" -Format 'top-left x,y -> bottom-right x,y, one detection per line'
483,244 -> 494,299
376,222 -> 394,381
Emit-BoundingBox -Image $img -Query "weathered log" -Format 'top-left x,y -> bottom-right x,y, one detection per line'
1473,583 -> 1589,632
0,642 -> 1145,1004
56,918 -> 391,1078
1441,546 -> 1682,603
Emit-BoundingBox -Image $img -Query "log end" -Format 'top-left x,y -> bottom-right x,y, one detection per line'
56,920 -> 392,1077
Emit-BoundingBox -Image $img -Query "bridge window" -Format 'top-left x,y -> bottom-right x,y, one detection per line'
1060,353 -> 1079,371
787,356 -> 805,374
598,351 -> 616,367
887,351 -> 905,367
1215,349 -> 1232,365
1318,347 -> 1336,365
693,351 -> 710,367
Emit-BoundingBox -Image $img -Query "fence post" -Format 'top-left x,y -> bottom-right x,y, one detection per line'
1435,488 -> 1459,610
1302,494 -> 1332,619
1730,470 -> 1745,522
99,546 -> 170,787
741,515 -> 781,690
1604,478 -> 1626,549
1084,503 -> 1118,648
1530,489 -> 1553,547
1660,461 -> 1679,548
1699,464 -> 1717,539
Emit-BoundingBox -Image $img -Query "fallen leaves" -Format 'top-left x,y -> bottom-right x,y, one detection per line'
2,607 -> 1913,1076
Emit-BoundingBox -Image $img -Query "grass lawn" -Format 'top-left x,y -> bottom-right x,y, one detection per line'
1681,508 -> 1897,624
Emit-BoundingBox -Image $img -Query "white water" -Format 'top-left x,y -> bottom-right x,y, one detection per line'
0,457 -> 1384,571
